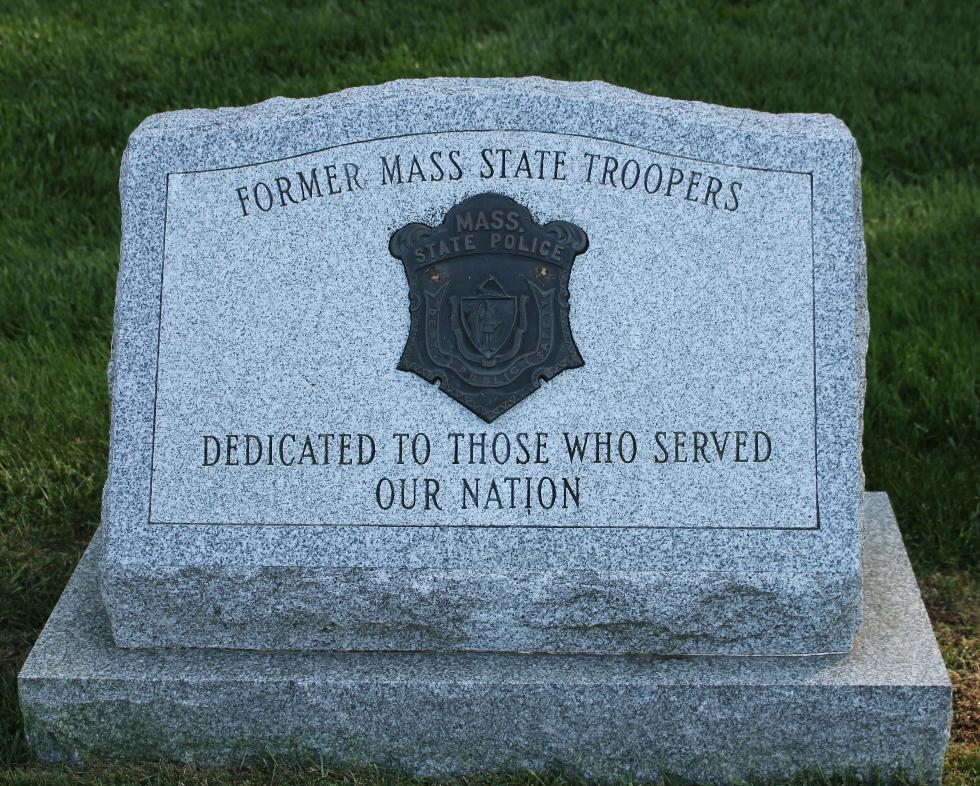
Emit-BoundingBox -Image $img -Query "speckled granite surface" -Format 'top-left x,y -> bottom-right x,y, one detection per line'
101,78 -> 867,653
21,494 -> 949,783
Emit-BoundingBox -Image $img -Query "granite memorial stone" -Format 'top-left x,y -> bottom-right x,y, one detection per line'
102,78 -> 865,655
19,78 -> 950,783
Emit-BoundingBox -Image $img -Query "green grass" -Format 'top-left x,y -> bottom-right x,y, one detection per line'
0,0 -> 977,783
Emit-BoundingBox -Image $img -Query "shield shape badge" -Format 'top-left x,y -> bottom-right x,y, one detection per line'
390,193 -> 589,422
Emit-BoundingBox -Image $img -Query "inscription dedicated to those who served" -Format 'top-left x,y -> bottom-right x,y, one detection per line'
200,429 -> 774,513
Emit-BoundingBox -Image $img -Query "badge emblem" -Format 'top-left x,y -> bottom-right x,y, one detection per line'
390,193 -> 589,422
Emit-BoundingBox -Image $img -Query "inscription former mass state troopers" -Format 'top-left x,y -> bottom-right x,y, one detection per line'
390,193 -> 589,422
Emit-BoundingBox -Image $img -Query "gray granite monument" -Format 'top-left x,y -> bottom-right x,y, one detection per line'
19,79 -> 951,783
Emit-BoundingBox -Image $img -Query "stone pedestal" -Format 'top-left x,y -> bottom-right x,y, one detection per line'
19,494 -> 951,784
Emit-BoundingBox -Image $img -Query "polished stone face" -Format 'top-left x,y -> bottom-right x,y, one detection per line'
147,121 -> 819,532
100,78 -> 868,654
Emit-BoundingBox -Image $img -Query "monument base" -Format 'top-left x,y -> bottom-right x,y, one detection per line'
19,493 -> 951,784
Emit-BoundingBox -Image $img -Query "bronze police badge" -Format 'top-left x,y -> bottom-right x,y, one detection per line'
390,193 -> 589,422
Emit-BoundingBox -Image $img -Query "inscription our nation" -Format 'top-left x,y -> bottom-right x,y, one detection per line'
151,130 -> 817,529
197,428 -> 776,515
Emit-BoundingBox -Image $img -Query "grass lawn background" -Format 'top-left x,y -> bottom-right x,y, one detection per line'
0,0 -> 976,783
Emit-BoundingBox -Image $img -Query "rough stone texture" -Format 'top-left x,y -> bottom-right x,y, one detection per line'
21,494 -> 951,784
101,78 -> 867,653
